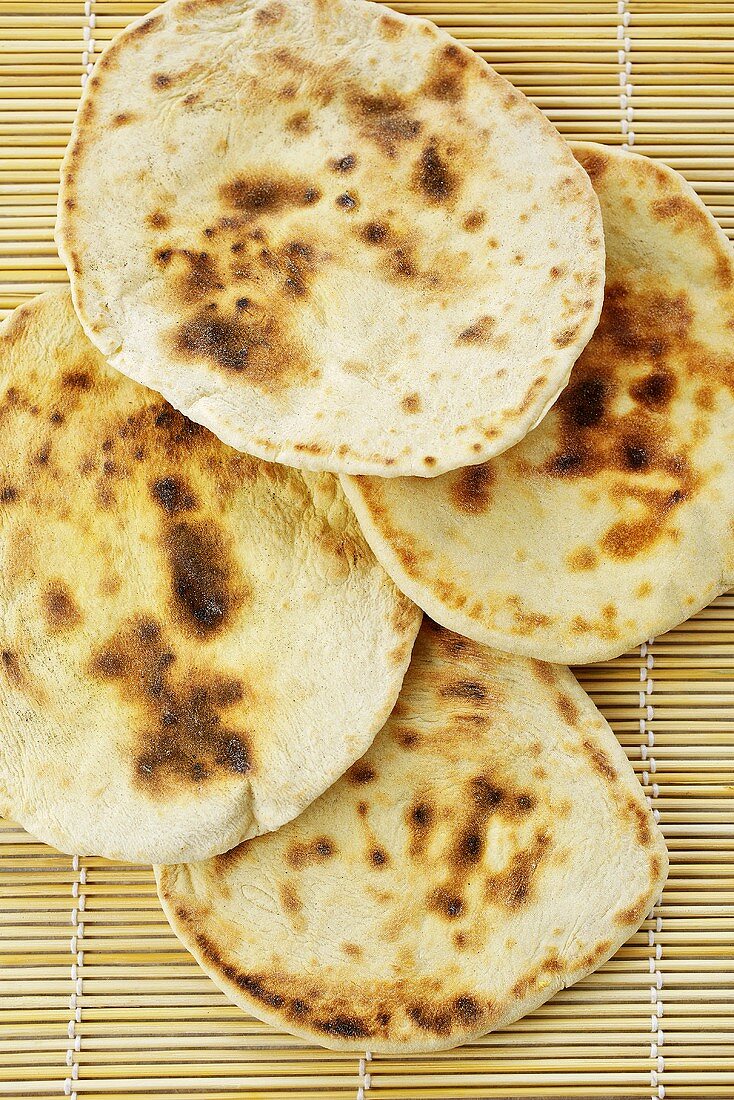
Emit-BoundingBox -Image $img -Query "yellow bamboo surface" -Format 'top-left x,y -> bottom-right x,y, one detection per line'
1,1 -> 734,1099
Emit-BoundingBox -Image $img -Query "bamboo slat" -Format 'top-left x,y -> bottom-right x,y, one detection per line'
1,2 -> 733,1099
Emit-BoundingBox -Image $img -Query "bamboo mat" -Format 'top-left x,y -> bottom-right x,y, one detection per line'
1,1 -> 733,1098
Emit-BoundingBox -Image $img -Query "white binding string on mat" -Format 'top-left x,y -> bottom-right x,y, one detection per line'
640,638 -> 665,1100
64,855 -> 86,1100
620,5 -> 662,1093
64,3 -> 95,1093
356,1050 -> 372,1100
82,0 -> 96,87
617,0 -> 634,149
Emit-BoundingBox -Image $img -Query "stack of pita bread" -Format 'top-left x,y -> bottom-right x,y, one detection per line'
7,0 -> 734,1052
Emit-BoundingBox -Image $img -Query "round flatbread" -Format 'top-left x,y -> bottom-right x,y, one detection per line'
0,290 -> 420,862
56,0 -> 604,478
156,620 -> 668,1053
342,144 -> 734,663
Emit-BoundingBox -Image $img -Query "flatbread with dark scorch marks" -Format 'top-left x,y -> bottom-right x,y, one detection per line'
0,290 -> 420,862
343,144 -> 734,662
156,621 -> 667,1053
56,0 -> 603,477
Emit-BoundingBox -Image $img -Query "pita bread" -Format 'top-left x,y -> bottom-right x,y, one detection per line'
342,144 -> 734,663
156,620 -> 668,1053
56,0 -> 604,478
0,290 -> 420,863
